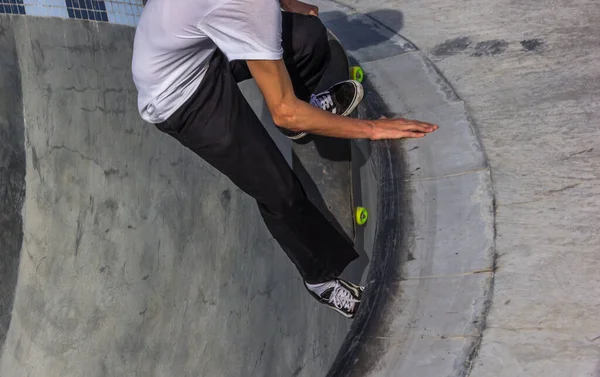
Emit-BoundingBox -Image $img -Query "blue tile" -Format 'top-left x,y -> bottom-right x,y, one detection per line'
0,0 -> 25,14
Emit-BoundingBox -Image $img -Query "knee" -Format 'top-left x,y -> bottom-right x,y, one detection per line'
290,15 -> 329,60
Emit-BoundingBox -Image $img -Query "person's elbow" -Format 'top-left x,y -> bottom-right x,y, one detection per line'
271,98 -> 302,131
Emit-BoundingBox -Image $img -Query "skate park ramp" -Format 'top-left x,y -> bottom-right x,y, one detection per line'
2,0 -> 598,375
0,10 -> 492,377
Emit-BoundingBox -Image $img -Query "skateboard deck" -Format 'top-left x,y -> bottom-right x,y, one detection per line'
291,29 -> 367,243
318,30 -> 363,91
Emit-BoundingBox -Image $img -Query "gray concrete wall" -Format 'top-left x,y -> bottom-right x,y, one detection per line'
0,16 -> 353,377
309,4 -> 495,376
320,0 -> 600,376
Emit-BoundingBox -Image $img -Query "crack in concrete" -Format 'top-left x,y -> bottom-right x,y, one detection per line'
545,183 -> 580,194
48,144 -> 105,171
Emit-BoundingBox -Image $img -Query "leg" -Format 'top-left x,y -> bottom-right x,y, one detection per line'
156,50 -> 358,284
231,12 -> 330,100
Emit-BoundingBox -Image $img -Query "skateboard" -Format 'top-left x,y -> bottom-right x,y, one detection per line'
324,30 -> 369,229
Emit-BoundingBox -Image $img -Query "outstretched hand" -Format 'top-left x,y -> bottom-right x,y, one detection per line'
370,116 -> 439,140
281,0 -> 319,16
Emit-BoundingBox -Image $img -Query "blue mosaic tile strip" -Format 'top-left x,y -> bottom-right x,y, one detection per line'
0,0 -> 143,26
0,0 -> 26,15
66,0 -> 108,21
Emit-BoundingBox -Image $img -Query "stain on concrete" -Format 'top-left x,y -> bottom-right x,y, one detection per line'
431,36 -> 472,57
221,189 -> 231,208
521,38 -> 544,51
471,40 -> 509,57
103,199 -> 118,211
104,168 -> 119,177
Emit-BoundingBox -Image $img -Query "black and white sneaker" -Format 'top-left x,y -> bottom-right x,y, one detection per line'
310,80 -> 364,117
305,278 -> 364,318
281,80 -> 365,140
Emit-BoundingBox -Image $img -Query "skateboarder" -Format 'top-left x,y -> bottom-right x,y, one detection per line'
132,0 -> 438,318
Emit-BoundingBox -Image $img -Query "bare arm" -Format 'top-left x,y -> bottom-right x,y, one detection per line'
246,59 -> 439,140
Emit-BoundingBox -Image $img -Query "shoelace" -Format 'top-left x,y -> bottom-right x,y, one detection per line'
329,282 -> 360,311
310,93 -> 336,113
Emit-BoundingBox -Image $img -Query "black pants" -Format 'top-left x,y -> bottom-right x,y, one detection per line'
155,13 -> 359,284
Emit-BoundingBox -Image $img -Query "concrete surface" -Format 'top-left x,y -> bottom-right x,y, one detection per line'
320,0 -> 600,376
0,7 -> 494,377
313,4 -> 494,376
1,0 -> 596,374
0,16 -> 353,377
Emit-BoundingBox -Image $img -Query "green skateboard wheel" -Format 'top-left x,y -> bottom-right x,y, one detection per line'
350,66 -> 364,83
355,206 -> 368,225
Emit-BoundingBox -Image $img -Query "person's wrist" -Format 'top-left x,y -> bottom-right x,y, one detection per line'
365,120 -> 377,140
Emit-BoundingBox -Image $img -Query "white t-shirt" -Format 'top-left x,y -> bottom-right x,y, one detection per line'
132,0 -> 283,124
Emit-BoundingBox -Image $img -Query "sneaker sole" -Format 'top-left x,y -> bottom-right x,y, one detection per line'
287,131 -> 308,140
286,80 -> 365,140
339,80 -> 365,117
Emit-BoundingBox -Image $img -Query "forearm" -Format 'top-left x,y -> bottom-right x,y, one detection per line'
275,98 -> 374,139
247,59 -> 373,138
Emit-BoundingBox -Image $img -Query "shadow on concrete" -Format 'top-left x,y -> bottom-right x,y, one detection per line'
0,24 -> 25,353
320,9 -> 404,52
